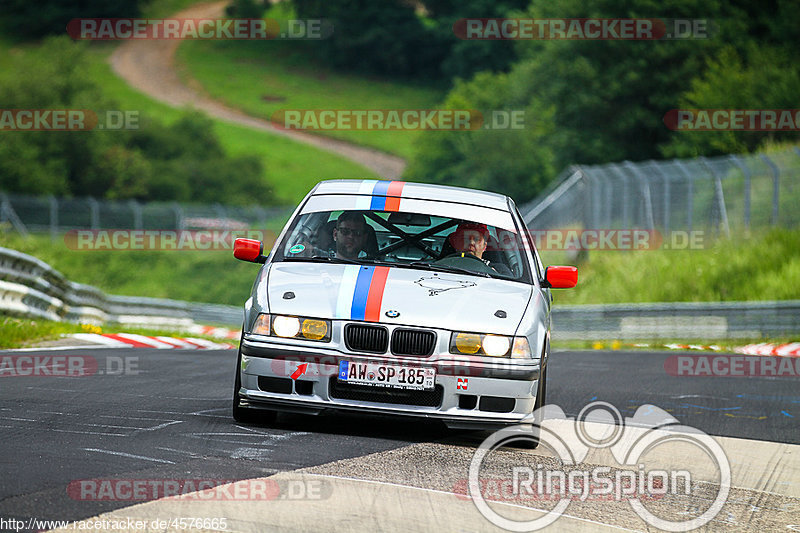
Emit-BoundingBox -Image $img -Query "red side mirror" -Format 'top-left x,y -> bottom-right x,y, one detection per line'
234,238 -> 265,263
544,266 -> 577,288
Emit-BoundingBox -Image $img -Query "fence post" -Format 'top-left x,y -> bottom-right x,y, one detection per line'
626,161 -> 654,230
213,203 -> 227,223
172,203 -> 184,230
729,154 -> 751,232
88,197 -> 100,230
49,196 -> 58,242
760,154 -> 780,225
701,157 -> 730,238
603,169 -> 613,227
674,160 -> 694,231
129,200 -> 142,230
609,165 -> 631,227
648,162 -> 670,234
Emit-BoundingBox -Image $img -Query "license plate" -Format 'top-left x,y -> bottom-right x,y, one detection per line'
338,361 -> 435,390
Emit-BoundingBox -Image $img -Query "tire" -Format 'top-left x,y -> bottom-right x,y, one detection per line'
232,343 -> 277,425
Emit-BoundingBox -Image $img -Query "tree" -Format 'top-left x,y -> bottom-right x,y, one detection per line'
0,0 -> 142,40
405,72 -> 556,201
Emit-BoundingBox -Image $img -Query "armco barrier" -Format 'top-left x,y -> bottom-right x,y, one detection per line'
0,246 -> 796,339
0,247 -> 242,327
551,300 -> 800,340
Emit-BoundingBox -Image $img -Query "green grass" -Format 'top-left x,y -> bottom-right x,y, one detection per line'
174,4 -> 446,160
541,227 -> 800,305
82,43 -> 377,204
0,316 -> 239,349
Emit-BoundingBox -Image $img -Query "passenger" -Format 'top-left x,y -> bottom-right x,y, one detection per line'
449,222 -> 490,260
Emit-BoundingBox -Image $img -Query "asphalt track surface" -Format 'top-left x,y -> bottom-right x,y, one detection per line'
1,347 -> 798,531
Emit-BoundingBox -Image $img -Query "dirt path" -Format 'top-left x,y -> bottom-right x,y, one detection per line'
109,1 -> 406,179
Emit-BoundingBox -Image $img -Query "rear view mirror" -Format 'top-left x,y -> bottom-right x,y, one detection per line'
234,238 -> 266,263
542,266 -> 577,288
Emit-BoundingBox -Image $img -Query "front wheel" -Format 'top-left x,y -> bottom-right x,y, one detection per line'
232,343 -> 276,424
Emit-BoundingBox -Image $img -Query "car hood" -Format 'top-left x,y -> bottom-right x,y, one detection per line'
265,262 -> 532,335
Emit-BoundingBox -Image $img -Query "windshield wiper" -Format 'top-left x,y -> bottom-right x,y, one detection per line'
282,255 -> 360,265
408,261 -> 491,278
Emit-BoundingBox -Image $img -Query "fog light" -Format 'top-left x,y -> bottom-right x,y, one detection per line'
454,333 -> 481,354
301,319 -> 328,340
273,316 -> 300,337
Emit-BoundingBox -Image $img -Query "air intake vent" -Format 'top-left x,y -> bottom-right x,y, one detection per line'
391,328 -> 436,356
344,324 -> 389,353
329,377 -> 443,407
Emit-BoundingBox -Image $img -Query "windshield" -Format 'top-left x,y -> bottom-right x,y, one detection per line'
273,209 -> 532,283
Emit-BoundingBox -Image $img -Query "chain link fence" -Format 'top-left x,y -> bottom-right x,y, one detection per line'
520,146 -> 800,237
0,193 -> 293,238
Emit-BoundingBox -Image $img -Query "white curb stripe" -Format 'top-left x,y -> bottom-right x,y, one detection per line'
70,333 -> 130,347
113,333 -> 175,349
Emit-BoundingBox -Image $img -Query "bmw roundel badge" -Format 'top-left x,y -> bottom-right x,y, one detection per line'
385,310 -> 400,318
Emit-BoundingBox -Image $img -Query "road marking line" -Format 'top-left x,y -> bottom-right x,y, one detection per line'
137,420 -> 183,432
83,448 -> 175,464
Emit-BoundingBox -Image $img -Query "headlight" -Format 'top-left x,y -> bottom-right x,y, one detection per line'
450,332 -> 529,358
482,335 -> 510,356
251,313 -> 331,342
273,316 -> 301,337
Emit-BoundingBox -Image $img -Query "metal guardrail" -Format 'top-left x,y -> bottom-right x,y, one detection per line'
1,246 -> 795,339
551,300 -> 800,340
0,247 -> 242,327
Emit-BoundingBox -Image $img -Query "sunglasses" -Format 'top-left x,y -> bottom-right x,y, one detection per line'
336,227 -> 364,237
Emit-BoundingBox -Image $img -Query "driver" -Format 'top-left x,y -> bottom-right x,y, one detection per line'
333,211 -> 368,260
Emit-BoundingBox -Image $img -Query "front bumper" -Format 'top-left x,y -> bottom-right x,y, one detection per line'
238,335 -> 541,429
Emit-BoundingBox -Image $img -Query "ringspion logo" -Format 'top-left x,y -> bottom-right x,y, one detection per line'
468,402 -> 730,531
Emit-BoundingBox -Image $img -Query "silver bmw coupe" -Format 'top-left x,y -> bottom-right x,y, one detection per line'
232,179 -> 576,430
